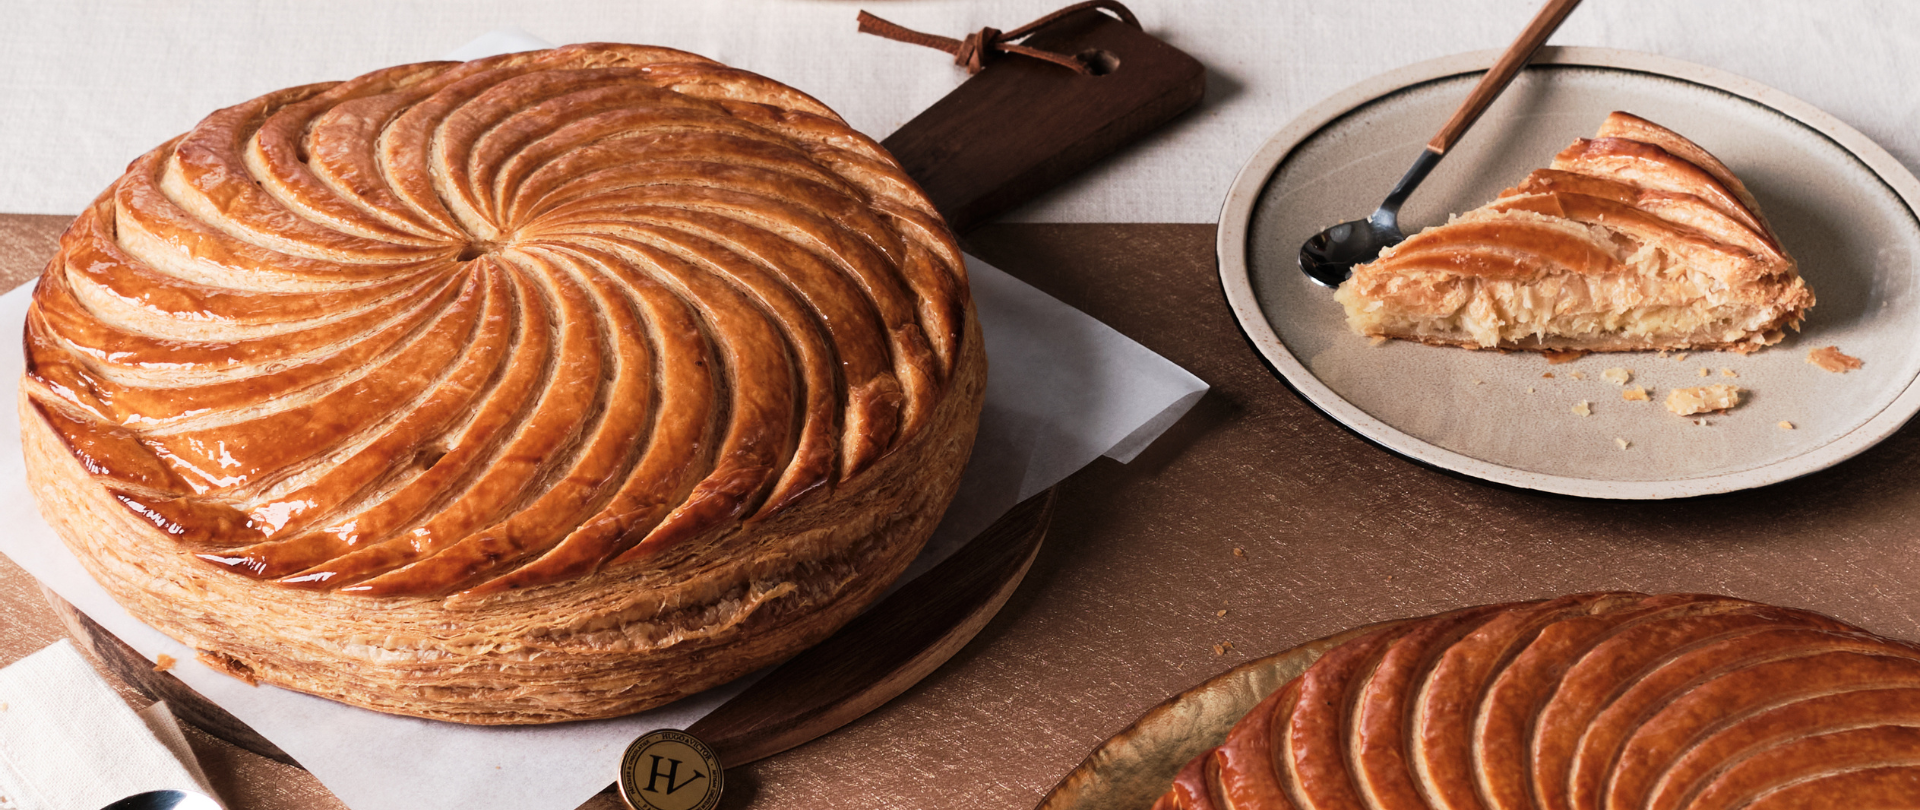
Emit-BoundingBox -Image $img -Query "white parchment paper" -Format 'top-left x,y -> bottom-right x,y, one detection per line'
0,250 -> 1206,810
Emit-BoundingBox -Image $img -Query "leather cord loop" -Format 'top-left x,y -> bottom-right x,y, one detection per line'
857,1 -> 1140,75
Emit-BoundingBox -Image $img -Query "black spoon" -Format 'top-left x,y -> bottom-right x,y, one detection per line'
98,790 -> 221,810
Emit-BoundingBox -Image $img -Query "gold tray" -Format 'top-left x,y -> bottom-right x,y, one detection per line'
1034,620 -> 1402,809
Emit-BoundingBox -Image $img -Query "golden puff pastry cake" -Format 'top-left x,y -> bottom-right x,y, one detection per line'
1155,592 -> 1920,810
19,43 -> 985,724
1336,113 -> 1813,353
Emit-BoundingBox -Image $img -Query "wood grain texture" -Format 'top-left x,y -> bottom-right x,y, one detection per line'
881,7 -> 1205,233
0,213 -> 62,290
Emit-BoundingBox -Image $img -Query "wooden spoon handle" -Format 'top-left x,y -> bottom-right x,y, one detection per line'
1425,0 -> 1584,155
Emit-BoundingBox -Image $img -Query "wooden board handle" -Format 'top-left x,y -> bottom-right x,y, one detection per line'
882,7 -> 1206,233
1426,0 -> 1583,155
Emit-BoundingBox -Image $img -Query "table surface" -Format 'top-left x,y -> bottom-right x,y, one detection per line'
7,212 -> 1920,809
10,5 -> 1920,806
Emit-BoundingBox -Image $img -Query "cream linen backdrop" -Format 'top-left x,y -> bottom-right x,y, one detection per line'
2,0 -> 1918,222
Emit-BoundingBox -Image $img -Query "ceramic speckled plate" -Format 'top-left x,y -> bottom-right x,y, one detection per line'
1218,47 -> 1920,499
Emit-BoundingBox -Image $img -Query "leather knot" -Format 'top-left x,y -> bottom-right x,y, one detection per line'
858,1 -> 1141,76
954,27 -> 1003,74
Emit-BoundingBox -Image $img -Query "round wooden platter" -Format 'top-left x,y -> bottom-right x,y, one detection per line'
47,487 -> 1056,771
1033,618 -> 1405,810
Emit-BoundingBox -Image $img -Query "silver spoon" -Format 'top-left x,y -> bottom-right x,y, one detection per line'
98,790 -> 222,810
1299,0 -> 1585,287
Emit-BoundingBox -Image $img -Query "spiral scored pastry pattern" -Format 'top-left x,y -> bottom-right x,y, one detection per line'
22,44 -> 970,599
1155,593 -> 1920,810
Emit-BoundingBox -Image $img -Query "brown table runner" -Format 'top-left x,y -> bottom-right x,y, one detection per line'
5,214 -> 1919,809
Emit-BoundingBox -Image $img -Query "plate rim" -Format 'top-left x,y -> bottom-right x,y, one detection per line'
1216,45 -> 1920,500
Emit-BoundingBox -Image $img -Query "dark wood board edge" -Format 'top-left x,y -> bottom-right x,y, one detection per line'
44,585 -> 300,767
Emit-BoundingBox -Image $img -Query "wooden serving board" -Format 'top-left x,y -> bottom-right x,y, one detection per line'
42,3 -> 1204,776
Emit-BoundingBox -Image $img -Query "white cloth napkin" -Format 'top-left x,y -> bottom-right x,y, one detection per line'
0,641 -> 219,810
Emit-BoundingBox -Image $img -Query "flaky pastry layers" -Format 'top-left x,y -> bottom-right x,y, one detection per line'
1335,113 -> 1813,353
19,43 -> 985,723
1154,592 -> 1920,810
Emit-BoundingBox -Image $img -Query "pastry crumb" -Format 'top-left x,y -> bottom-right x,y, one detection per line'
1527,387 -> 1536,393
1666,385 -> 1742,416
1213,641 -> 1236,656
1216,609 -> 1228,617
1232,547 -> 1245,557
1369,336 -> 1390,347
1544,350 -> 1589,365
1720,368 -> 1738,378
1571,400 -> 1592,417
1807,346 -> 1862,373
1474,379 -> 1484,385
1622,386 -> 1651,402
1570,371 -> 1587,380
153,654 -> 176,672
1602,368 -> 1632,385
1615,438 -> 1630,450
1697,368 -> 1710,377
1674,353 -> 1689,361
1542,372 -> 1555,379
1779,420 -> 1795,430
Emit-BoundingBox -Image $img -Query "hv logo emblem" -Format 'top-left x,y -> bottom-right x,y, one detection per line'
618,729 -> 724,810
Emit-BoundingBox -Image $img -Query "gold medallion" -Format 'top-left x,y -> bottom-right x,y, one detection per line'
618,729 -> 724,810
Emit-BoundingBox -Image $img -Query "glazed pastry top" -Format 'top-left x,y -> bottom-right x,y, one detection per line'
1156,592 -> 1920,810
22,43 -> 970,598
